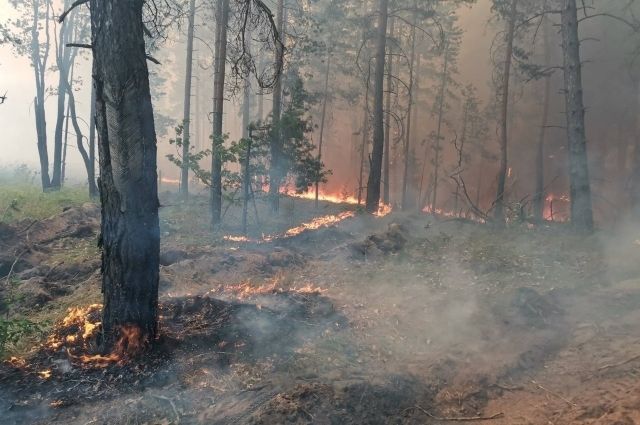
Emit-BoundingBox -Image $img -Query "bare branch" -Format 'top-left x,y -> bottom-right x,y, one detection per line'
59,0 -> 89,23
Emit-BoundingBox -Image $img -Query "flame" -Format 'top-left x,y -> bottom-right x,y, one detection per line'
281,187 -> 359,205
46,304 -> 146,368
38,369 -> 52,379
544,193 -> 570,222
217,281 -> 326,299
160,177 -> 181,185
284,211 -> 356,237
422,205 -> 486,223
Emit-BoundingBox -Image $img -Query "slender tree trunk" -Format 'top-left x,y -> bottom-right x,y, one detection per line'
64,76 -> 98,196
268,0 -> 285,212
365,0 -> 389,213
560,0 -> 594,231
383,17 -> 395,205
61,69 -> 72,186
90,0 -> 160,350
402,6 -> 417,211
315,54 -> 331,208
211,0 -> 230,227
494,0 -> 518,224
89,80 -> 98,198
242,45 -> 252,235
533,17 -> 551,222
32,0 -> 52,191
52,1 -> 73,189
431,42 -> 450,212
181,0 -> 196,200
358,85 -> 370,205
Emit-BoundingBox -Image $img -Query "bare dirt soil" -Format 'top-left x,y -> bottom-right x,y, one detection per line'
1,195 -> 639,424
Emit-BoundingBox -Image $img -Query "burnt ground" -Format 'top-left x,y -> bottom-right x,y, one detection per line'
1,194 -> 640,424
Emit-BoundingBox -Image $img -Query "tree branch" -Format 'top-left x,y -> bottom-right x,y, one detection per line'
59,0 -> 89,23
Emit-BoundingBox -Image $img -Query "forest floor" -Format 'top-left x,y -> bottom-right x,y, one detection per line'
1,185 -> 640,424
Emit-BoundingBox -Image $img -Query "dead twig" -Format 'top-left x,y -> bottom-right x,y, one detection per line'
406,405 -> 504,421
598,354 -> 640,372
151,394 -> 180,423
530,380 -> 576,407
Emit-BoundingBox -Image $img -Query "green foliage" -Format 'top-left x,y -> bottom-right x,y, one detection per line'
0,318 -> 43,356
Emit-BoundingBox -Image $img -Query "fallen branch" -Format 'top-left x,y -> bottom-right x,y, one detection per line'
598,354 -> 640,372
406,405 -> 504,422
530,380 -> 576,407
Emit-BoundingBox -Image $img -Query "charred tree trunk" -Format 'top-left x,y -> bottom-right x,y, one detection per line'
88,80 -> 98,198
560,0 -> 594,231
315,54 -> 331,208
211,0 -> 230,228
241,45 -> 252,235
268,0 -> 285,213
181,0 -> 196,200
383,17 -> 395,205
494,0 -> 517,225
365,0 -> 389,213
402,6 -> 417,211
90,0 -> 160,350
533,17 -> 551,222
358,82 -> 370,205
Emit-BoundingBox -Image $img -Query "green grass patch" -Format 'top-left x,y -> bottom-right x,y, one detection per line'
0,184 -> 91,223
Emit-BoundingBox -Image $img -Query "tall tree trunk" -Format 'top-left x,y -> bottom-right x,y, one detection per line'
211,0 -> 230,227
383,17 -> 395,205
181,0 -> 196,200
64,75 -> 98,196
90,0 -> 160,349
560,0 -> 594,231
268,0 -> 285,213
494,0 -> 517,224
89,80 -> 98,198
315,54 -> 331,208
242,45 -> 252,235
357,83 -> 370,205
32,0 -> 52,191
365,0 -> 389,213
431,42 -> 450,212
402,5 -> 417,211
533,17 -> 551,222
52,1 -> 73,189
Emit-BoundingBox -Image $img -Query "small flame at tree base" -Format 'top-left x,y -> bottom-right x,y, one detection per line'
44,304 -> 146,369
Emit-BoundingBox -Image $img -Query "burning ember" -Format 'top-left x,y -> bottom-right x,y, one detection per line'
214,281 -> 327,299
283,211 -> 356,237
44,304 -> 145,368
281,187 -> 359,205
160,177 -> 181,185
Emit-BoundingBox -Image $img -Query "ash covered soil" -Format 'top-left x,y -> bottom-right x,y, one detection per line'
1,195 -> 640,424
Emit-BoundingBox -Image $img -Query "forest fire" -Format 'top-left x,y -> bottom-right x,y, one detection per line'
220,281 -> 326,299
44,305 -> 145,368
283,211 -> 356,237
544,193 -> 570,222
282,187 -> 359,205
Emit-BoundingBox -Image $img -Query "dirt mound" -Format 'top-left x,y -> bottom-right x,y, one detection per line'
348,223 -> 409,260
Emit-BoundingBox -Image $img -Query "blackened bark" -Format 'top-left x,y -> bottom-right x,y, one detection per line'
560,0 -> 594,231
87,82 -> 98,198
90,0 -> 160,349
242,44 -> 252,235
268,0 -> 285,213
494,0 -> 517,225
211,0 -> 230,227
181,0 -> 196,200
365,0 -> 388,213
